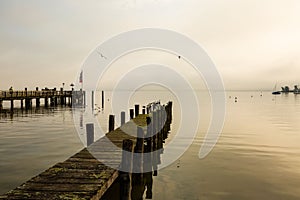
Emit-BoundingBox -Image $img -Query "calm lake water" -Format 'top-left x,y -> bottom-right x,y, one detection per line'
1,91 -> 300,199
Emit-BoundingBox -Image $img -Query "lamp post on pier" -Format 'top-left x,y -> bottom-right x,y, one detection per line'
70,83 -> 74,91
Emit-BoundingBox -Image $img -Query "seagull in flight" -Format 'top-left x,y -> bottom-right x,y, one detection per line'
97,50 -> 107,60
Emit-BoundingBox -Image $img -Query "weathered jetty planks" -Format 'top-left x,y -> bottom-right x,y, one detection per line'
0,114 -> 147,200
0,101 -> 173,200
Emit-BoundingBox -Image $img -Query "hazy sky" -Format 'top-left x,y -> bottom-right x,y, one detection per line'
0,0 -> 300,90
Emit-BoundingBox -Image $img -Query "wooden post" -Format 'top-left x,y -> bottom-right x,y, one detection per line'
91,91 -> 94,111
121,111 -> 126,125
54,97 -> 58,106
166,101 -> 172,132
144,116 -> 153,172
109,115 -> 115,132
152,111 -> 158,176
36,98 -> 40,108
131,127 -> 145,200
120,139 -> 133,200
162,106 -> 167,140
45,97 -> 48,107
136,126 -> 144,153
168,101 -> 173,124
10,100 -> 14,111
146,116 -> 152,148
144,119 -> 153,200
135,104 -> 139,117
120,139 -> 133,172
135,126 -> 144,170
50,97 -> 54,106
152,111 -> 157,149
129,109 -> 134,119
101,90 -> 104,109
156,109 -> 162,150
20,99 -> 23,109
60,88 -> 64,105
83,91 -> 86,107
86,123 -> 94,146
25,99 -> 31,110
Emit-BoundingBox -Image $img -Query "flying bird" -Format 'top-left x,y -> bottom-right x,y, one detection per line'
97,50 -> 107,59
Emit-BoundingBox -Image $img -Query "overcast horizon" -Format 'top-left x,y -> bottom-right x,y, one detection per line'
1,0 -> 300,91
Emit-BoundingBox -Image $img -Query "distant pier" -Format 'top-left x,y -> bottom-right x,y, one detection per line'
0,101 -> 173,200
0,88 -> 84,111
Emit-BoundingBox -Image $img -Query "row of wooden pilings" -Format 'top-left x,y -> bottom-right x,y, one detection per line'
0,99 -> 172,199
100,101 -> 173,199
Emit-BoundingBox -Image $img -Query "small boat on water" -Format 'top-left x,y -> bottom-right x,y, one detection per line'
272,91 -> 281,95
272,83 -> 281,95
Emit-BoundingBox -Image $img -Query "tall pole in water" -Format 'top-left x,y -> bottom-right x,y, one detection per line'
102,90 -> 104,109
92,91 -> 94,111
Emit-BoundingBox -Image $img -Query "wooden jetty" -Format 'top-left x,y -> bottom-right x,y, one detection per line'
0,88 -> 84,111
0,101 -> 173,200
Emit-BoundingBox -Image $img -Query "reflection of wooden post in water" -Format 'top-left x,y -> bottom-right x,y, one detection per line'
144,116 -> 153,199
86,123 -> 94,146
159,108 -> 164,150
44,97 -> 48,107
109,115 -> 115,132
35,87 -> 40,108
64,96 -> 67,106
10,100 -> 14,111
152,111 -> 158,176
129,109 -> 134,120
0,100 -> 3,111
83,91 -> 86,107
91,91 -> 94,111
131,127 -> 144,200
121,111 -> 126,125
25,99 -> 31,110
164,104 -> 170,139
161,108 -> 165,140
50,97 -> 54,106
60,88 -> 64,105
167,101 -> 173,127
120,139 -> 133,200
36,98 -> 40,108
54,97 -> 58,106
156,109 -> 163,169
80,113 -> 83,128
101,90 -> 104,109
20,99 -> 23,109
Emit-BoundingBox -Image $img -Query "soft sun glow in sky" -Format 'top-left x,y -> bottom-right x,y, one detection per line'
0,0 -> 300,91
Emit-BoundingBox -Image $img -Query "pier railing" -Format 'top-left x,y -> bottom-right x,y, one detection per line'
0,90 -> 84,110
0,90 -> 73,99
